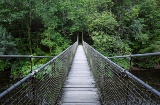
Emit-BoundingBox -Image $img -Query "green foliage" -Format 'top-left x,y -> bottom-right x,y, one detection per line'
36,0 -> 70,55
0,0 -> 160,76
133,56 -> 160,69
0,0 -> 71,77
0,26 -> 17,55
112,0 -> 160,68
112,58 -> 131,70
11,60 -> 30,78
92,31 -> 131,56
41,28 -> 70,55
0,59 -> 9,71
87,12 -> 118,32
0,26 -> 18,71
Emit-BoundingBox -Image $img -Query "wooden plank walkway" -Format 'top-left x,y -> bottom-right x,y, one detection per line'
60,45 -> 101,105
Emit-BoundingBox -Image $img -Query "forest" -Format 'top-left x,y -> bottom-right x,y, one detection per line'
0,0 -> 160,78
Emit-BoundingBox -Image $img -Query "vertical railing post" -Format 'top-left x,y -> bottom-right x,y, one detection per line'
82,32 -> 83,45
30,55 -> 36,104
77,34 -> 79,45
77,34 -> 79,42
129,54 -> 132,71
30,55 -> 33,73
127,54 -> 132,104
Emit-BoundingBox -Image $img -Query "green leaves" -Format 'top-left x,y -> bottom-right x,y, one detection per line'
0,26 -> 17,55
41,27 -> 70,55
0,0 -> 159,74
92,31 -> 131,56
87,12 -> 118,32
112,0 -> 160,68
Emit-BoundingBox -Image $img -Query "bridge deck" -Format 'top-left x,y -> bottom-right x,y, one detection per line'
60,45 -> 101,105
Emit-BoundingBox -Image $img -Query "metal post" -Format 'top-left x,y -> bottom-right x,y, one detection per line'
126,55 -> 132,104
30,55 -> 33,73
129,54 -> 132,71
77,34 -> 79,45
82,32 -> 83,45
30,55 -> 36,104
77,34 -> 79,42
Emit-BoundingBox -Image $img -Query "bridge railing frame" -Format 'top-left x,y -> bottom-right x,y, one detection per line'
0,55 -> 55,75
83,41 -> 160,105
0,41 -> 78,105
108,52 -> 160,70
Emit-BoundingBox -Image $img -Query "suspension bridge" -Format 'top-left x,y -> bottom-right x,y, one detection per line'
0,40 -> 160,105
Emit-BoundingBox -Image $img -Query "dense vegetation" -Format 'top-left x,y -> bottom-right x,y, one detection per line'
0,0 -> 160,78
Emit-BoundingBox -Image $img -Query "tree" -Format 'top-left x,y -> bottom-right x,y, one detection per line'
0,26 -> 17,71
0,26 -> 17,55
36,0 -> 70,55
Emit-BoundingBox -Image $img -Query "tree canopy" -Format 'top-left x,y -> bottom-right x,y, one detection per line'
0,0 -> 160,77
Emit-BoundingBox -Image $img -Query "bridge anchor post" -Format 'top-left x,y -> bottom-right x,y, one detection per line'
77,32 -> 83,45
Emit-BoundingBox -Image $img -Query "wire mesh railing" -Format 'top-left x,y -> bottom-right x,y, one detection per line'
83,41 -> 160,105
0,55 -> 55,93
108,52 -> 160,91
0,41 -> 78,105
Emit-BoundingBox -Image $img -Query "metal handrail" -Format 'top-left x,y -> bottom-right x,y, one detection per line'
83,41 -> 160,104
108,52 -> 160,58
0,55 -> 54,58
125,70 -> 160,96
0,41 -> 78,105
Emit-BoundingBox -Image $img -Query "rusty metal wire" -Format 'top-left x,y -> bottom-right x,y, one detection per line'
0,41 -> 78,105
83,41 -> 160,105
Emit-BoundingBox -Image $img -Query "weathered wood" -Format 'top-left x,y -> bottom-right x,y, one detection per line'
60,45 -> 100,105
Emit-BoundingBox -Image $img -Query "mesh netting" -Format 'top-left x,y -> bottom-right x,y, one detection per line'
83,41 -> 160,105
0,42 -> 78,105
